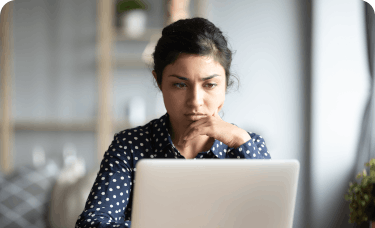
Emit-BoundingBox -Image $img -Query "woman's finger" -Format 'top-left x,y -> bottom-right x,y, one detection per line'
180,115 -> 224,145
180,124 -> 212,148
184,121 -> 212,140
178,117 -> 210,144
178,123 -> 209,147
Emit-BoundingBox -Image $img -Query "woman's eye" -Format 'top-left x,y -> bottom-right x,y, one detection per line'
205,83 -> 217,89
173,83 -> 187,89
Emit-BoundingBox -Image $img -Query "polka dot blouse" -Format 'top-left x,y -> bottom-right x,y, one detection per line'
75,113 -> 271,228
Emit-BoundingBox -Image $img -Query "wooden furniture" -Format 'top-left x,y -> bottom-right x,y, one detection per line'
96,0 -> 115,161
0,1 -> 14,174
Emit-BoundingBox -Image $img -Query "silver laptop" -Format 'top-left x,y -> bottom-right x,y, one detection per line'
131,160 -> 300,228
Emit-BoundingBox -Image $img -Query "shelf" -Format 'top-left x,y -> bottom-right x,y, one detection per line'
14,120 -> 97,132
115,28 -> 162,42
10,119 -> 140,132
114,28 -> 162,68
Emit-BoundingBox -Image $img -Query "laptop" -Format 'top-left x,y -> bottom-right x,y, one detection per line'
131,159 -> 300,228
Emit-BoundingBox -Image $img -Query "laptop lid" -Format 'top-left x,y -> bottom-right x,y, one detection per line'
131,160 -> 300,228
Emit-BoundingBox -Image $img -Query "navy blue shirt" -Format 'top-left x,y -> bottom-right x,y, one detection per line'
75,113 -> 271,228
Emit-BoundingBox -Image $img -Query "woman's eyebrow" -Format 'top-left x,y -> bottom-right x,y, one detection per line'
169,75 -> 188,80
168,74 -> 219,81
201,74 -> 219,81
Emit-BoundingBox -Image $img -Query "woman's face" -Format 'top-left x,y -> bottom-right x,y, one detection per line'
154,54 -> 226,130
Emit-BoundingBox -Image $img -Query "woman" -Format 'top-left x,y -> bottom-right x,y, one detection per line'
75,17 -> 271,228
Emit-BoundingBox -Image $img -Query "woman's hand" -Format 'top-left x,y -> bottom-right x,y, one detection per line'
178,112 -> 251,148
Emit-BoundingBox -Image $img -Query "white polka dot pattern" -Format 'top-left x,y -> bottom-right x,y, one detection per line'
75,113 -> 271,227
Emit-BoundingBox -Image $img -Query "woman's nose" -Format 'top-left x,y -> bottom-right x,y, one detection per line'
187,86 -> 204,107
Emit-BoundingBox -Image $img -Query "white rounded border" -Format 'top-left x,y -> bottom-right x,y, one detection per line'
364,0 -> 375,12
0,0 -> 12,14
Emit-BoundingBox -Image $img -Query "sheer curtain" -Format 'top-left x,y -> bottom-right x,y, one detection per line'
352,3 -> 375,228
354,2 -> 375,179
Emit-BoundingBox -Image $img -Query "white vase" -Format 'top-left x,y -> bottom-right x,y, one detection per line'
122,9 -> 147,39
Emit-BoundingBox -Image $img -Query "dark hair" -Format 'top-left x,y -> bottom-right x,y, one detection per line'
153,17 -> 235,89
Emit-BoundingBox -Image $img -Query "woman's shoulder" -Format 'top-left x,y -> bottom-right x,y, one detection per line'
104,114 -> 170,163
112,113 -> 170,150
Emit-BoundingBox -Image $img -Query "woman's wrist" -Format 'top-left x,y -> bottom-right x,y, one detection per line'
233,128 -> 251,148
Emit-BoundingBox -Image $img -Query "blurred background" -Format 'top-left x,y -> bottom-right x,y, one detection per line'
0,0 -> 372,227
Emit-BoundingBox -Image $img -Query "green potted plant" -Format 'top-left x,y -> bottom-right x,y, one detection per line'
116,0 -> 148,39
345,158 -> 375,226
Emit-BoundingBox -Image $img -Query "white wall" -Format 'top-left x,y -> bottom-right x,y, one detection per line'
210,0 -> 307,159
209,0 -> 310,227
311,0 -> 369,227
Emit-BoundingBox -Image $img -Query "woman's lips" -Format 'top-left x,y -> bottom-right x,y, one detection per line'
184,114 -> 207,121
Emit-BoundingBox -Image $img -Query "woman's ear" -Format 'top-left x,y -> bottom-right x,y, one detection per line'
152,70 -> 161,90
